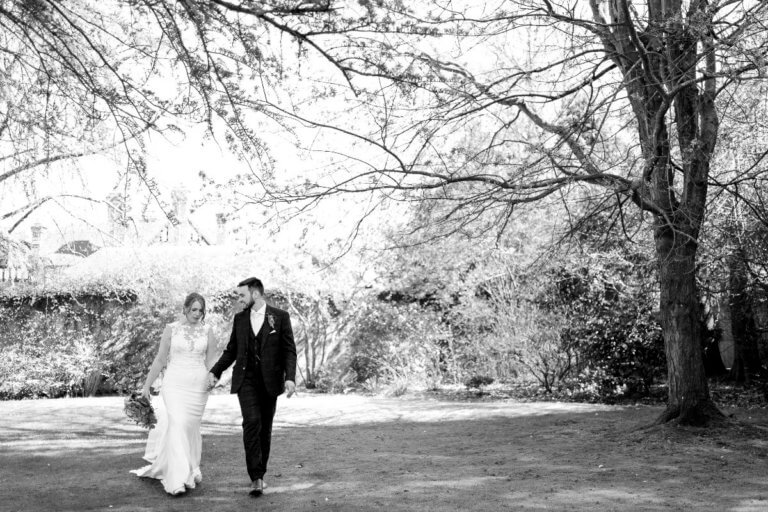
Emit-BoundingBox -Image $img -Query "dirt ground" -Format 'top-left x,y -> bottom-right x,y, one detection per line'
1,392 -> 767,512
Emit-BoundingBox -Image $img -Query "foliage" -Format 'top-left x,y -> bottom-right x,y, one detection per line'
0,275 -> 236,399
479,248 -> 665,399
372,220 -> 666,400
0,309 -> 107,399
464,375 -> 494,390
507,308 -> 574,393
284,290 -> 359,389
557,265 -> 666,398
99,302 -> 175,394
0,237 -> 372,400
309,366 -> 358,394
345,299 -> 447,394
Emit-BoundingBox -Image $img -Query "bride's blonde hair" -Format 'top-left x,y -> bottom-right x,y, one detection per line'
182,292 -> 206,321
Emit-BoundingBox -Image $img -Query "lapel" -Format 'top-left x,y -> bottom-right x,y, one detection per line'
258,305 -> 272,350
241,308 -> 253,343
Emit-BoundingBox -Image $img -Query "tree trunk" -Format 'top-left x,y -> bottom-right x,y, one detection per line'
727,249 -> 763,383
654,228 -> 723,425
702,328 -> 727,378
754,286 -> 768,365
701,296 -> 727,377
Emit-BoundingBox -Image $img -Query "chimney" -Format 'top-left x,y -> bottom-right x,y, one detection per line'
216,213 -> 227,244
30,223 -> 44,256
107,193 -> 127,244
170,187 -> 190,244
0,242 -> 8,270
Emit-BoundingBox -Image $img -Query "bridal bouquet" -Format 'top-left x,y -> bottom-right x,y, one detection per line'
124,393 -> 158,429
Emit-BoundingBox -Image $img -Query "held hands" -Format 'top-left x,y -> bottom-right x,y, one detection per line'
140,384 -> 151,400
285,380 -> 296,398
206,372 -> 219,391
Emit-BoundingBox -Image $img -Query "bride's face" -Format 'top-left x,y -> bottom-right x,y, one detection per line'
185,301 -> 204,324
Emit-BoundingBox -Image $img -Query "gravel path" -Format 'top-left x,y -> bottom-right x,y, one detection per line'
1,394 -> 766,511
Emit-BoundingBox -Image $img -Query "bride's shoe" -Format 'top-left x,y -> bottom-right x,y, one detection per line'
169,486 -> 186,496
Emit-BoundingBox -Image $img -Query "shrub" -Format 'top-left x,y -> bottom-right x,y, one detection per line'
345,300 -> 446,391
99,303 -> 175,393
385,374 -> 411,397
311,367 -> 357,394
0,313 -> 108,399
558,271 -> 665,398
0,288 -> 232,399
477,276 -> 577,392
473,254 -> 664,398
464,375 -> 494,389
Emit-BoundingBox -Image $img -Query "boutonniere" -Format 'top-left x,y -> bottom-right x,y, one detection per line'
267,313 -> 276,331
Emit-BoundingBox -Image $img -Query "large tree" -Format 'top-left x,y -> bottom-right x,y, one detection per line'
254,1 -> 768,424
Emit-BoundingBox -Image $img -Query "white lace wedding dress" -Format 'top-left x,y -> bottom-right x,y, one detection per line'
131,322 -> 210,494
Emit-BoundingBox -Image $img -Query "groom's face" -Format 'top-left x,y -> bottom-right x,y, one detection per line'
236,285 -> 254,308
236,285 -> 259,309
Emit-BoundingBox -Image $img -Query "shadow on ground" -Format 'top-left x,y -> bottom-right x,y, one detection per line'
0,395 -> 767,511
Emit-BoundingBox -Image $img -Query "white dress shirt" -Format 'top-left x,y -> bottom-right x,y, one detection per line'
250,303 -> 266,337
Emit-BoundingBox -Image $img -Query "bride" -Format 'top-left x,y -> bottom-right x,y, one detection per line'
131,292 -> 218,495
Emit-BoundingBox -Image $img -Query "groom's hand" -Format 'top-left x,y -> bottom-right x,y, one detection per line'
285,380 -> 296,398
206,372 -> 218,391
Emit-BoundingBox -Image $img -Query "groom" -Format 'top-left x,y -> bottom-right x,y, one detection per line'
208,277 -> 297,497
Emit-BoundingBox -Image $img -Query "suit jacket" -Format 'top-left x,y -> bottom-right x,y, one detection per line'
210,304 -> 297,397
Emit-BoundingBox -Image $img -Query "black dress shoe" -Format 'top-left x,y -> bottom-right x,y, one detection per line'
250,478 -> 264,497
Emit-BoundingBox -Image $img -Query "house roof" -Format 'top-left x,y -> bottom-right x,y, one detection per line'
60,244 -> 298,299
55,240 -> 100,257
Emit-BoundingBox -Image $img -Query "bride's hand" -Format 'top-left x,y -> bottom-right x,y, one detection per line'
140,385 -> 151,400
206,373 -> 218,391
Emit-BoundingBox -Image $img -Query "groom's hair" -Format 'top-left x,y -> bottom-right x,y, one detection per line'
238,277 -> 264,296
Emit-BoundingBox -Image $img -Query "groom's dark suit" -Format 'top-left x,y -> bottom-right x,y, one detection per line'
210,304 -> 296,481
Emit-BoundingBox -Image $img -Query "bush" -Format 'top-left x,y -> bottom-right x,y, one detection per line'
464,375 -> 494,389
99,303 -> 175,393
345,300 -> 446,391
0,290 -> 228,399
477,275 -> 576,392
0,313 -> 108,399
471,254 -> 664,399
559,275 -> 664,397
311,367 -> 357,393
0,245 -> 351,400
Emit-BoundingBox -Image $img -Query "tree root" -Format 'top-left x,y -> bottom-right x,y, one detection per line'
654,399 -> 727,427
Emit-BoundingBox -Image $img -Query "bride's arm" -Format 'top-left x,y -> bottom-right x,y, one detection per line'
140,324 -> 172,399
205,326 -> 218,371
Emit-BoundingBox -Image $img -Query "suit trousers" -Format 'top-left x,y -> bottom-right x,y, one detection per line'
237,367 -> 277,481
